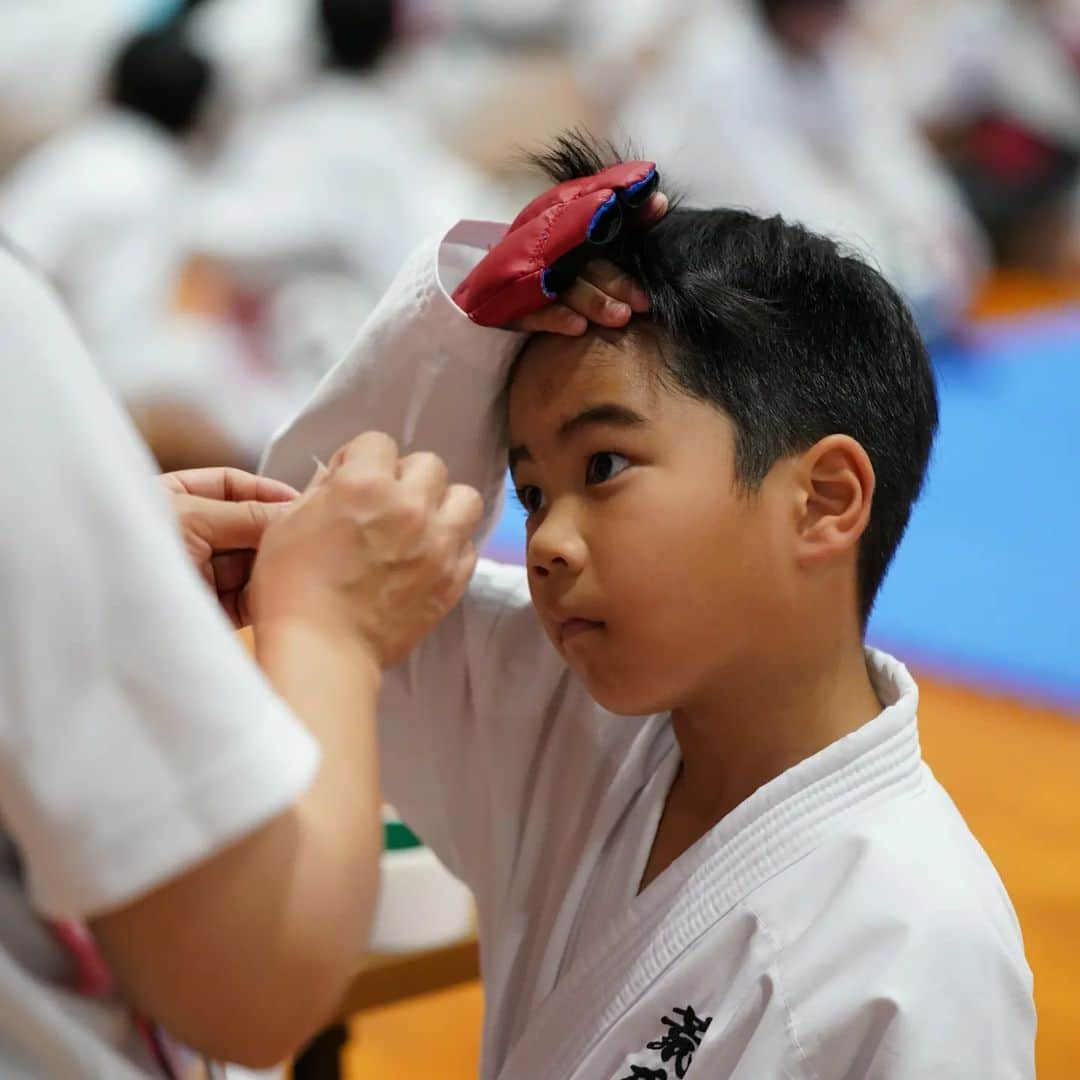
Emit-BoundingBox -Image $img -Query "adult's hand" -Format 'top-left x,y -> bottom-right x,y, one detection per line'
250,432 -> 483,669
159,467 -> 299,628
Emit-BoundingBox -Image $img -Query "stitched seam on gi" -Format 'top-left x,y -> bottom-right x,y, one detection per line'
739,898 -> 819,1080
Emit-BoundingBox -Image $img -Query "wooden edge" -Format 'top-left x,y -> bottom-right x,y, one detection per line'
336,938 -> 480,1018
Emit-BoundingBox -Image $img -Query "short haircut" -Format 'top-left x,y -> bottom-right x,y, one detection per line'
109,29 -> 214,136
528,133 -> 938,623
319,0 -> 396,72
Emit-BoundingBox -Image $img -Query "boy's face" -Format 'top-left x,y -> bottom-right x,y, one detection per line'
508,329 -> 794,717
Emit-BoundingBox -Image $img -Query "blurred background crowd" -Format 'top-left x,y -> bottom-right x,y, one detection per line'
2,0 -> 1079,474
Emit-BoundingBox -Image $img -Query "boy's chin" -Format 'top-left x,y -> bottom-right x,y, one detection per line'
578,669 -> 673,719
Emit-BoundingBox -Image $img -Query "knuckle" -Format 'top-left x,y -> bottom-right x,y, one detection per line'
411,451 -> 449,484
335,469 -> 389,502
396,493 -> 430,532
363,430 -> 398,454
587,290 -> 614,320
583,258 -> 621,289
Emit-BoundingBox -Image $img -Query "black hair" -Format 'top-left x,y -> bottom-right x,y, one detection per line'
757,0 -> 849,15
528,133 -> 938,624
319,0 -> 396,72
109,28 -> 214,136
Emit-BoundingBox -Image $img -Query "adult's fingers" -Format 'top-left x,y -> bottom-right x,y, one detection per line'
448,540 -> 479,605
333,431 -> 400,477
212,550 -> 257,629
161,467 -> 298,504
185,494 -> 292,551
211,549 -> 256,598
398,452 -> 450,507
438,483 -> 485,541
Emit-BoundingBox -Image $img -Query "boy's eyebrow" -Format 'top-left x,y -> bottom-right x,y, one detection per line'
508,403 -> 649,472
557,403 -> 649,441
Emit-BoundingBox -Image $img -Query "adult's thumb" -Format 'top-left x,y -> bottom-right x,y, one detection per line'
189,495 -> 292,552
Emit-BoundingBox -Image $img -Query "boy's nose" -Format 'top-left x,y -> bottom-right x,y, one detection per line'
528,509 -> 586,579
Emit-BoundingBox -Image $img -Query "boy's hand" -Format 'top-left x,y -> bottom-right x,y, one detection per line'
249,433 -> 483,669
511,247 -> 663,336
453,161 -> 669,333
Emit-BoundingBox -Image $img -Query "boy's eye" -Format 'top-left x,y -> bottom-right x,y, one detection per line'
515,484 -> 545,515
585,452 -> 631,486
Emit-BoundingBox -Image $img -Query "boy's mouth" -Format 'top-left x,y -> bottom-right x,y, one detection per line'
558,618 -> 605,644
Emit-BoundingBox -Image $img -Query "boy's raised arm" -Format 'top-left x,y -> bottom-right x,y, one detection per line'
261,220 -> 525,536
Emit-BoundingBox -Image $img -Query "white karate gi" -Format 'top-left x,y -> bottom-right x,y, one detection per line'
0,0 -> 144,163
189,70 -> 506,413
0,108 -> 310,460
865,0 -> 1080,149
614,2 -> 988,335
184,0 -> 318,113
192,72 -> 500,295
262,223 -> 1036,1079
0,109 -> 191,383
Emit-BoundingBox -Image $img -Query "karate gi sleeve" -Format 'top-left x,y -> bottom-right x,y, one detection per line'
261,223 -> 579,898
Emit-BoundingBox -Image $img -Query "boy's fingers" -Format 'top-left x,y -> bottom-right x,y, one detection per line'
636,191 -> 669,226
514,303 -> 588,336
561,278 -> 633,328
579,259 -> 650,314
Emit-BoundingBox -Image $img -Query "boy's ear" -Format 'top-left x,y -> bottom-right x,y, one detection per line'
793,435 -> 875,566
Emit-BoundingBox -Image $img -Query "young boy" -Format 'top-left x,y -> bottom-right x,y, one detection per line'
262,138 -> 1035,1078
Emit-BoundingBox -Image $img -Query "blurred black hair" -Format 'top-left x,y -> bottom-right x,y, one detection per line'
319,0 -> 397,72
109,28 -> 214,136
757,0 -> 850,15
527,132 -> 938,624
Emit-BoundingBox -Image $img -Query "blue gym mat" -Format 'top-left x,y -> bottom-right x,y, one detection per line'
483,311 -> 1080,709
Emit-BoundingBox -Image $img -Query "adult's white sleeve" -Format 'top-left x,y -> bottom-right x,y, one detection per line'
0,247 -> 321,920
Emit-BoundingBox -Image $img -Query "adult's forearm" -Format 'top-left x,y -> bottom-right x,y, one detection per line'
90,620 -> 384,1068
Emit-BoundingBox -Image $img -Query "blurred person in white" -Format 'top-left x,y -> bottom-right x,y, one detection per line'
183,0 -> 319,114
866,0 -> 1080,275
0,0 -> 152,167
615,0 -> 989,337
0,24 -> 273,473
189,0 -> 505,421
0,237 -> 482,1077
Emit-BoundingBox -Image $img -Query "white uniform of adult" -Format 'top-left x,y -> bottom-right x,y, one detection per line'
615,2 -> 987,335
262,223 -> 1036,1079
0,241 -> 319,1077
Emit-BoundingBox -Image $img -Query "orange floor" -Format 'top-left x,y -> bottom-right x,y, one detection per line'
344,674 -> 1080,1078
